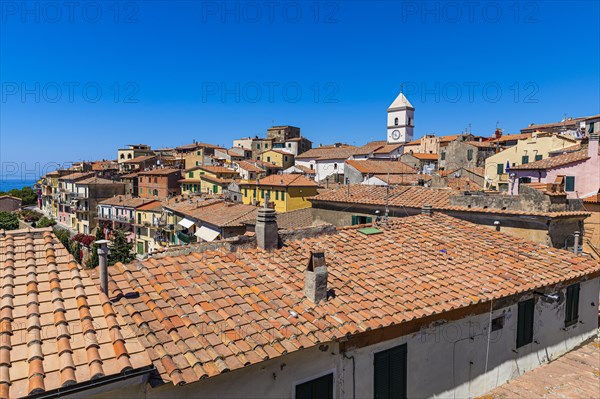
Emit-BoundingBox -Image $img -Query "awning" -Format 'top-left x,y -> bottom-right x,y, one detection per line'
194,226 -> 221,242
178,218 -> 195,229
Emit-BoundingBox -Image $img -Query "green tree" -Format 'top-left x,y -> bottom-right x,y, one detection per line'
0,212 -> 19,230
108,229 -> 134,265
36,217 -> 56,228
88,228 -> 106,268
71,241 -> 82,263
54,228 -> 71,250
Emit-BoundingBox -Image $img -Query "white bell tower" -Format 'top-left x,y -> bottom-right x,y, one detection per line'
387,87 -> 414,144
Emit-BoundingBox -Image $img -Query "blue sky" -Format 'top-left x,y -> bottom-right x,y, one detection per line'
1,0 -> 599,177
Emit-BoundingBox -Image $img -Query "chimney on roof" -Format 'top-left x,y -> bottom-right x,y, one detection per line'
422,204 -> 432,216
305,252 -> 328,303
95,240 -> 111,295
256,193 -> 278,250
589,133 -> 599,157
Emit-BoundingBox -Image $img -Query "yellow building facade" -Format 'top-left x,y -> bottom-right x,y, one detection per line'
240,175 -> 318,213
258,150 -> 295,169
180,166 -> 239,195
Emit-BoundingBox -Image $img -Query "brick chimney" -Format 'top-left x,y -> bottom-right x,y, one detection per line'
256,193 -> 278,250
305,252 -> 328,303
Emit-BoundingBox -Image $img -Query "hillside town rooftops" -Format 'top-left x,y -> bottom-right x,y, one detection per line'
99,196 -> 158,208
510,150 -> 590,170
408,153 -> 439,160
106,212 -> 600,386
58,172 -> 95,181
184,165 -> 238,174
235,161 -> 265,173
295,145 -> 358,160
75,177 -> 120,185
345,160 -> 416,175
242,174 -> 319,187
0,228 -> 152,399
165,200 -> 258,227
137,168 -> 181,176
122,155 -> 156,164
310,185 -> 590,218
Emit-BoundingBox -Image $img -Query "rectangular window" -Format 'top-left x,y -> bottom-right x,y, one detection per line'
466,149 -> 473,161
351,215 -> 373,225
440,152 -> 446,161
188,172 -> 193,178
516,298 -> 534,348
522,155 -> 529,164
565,176 -> 575,192
374,344 -> 407,399
197,151 -> 201,156
284,156 -> 288,162
565,283 -> 580,327
244,188 -> 248,196
497,163 -> 504,175
275,190 -> 279,200
267,156 -> 271,163
535,154 -> 543,161
148,188 -> 151,194
261,189 -> 264,199
295,373 -> 333,399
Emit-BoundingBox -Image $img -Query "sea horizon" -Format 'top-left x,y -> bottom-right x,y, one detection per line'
0,178 -> 37,192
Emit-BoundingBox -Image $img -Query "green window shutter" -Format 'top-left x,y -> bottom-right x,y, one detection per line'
351,215 -> 358,225
535,154 -> 543,161
517,299 -> 535,348
565,176 -> 575,192
497,163 -> 504,175
440,152 -> 446,161
522,155 -> 529,164
275,191 -> 279,200
213,185 -> 218,193
261,189 -> 264,199
565,283 -> 580,327
366,217 -> 373,223
374,344 -> 407,399
295,373 -> 333,399
244,188 -> 247,196
467,149 -> 473,161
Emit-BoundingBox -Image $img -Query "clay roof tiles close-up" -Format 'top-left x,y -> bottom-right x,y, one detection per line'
106,213 -> 600,386
0,228 -> 152,399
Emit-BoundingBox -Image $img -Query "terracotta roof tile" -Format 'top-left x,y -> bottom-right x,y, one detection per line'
345,160 -> 416,175
242,175 -> 318,187
165,200 -> 259,228
98,196 -> 159,209
107,213 -> 600,386
0,229 -> 152,398
511,150 -> 590,170
296,145 -> 358,160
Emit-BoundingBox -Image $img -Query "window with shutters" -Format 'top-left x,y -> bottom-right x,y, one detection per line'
374,344 -> 407,399
522,155 -> 529,164
295,373 -> 334,399
565,176 -> 575,192
497,163 -> 504,175
467,149 -> 473,161
535,154 -> 543,161
516,298 -> 534,348
565,283 -> 580,327
352,215 -> 372,225
440,152 -> 446,161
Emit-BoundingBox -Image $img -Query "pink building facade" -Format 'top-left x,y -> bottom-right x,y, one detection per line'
509,134 -> 599,199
